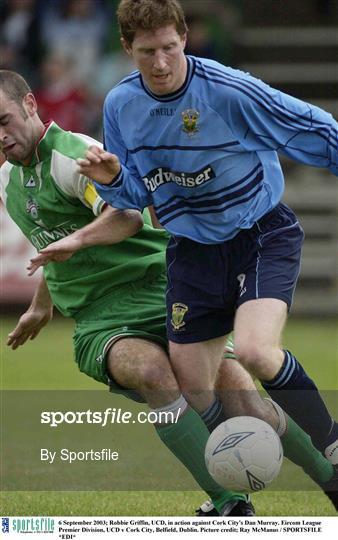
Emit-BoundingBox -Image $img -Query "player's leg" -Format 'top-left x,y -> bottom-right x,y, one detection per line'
233,202 -> 338,463
166,236 -> 277,435
166,232 -> 335,511
166,233 -> 335,507
73,278 -> 250,515
166,232 -> 312,438
216,351 -> 334,486
168,336 -> 229,413
169,336 -> 276,429
170,334 -> 334,484
107,337 -> 249,514
233,298 -> 286,382
225,330 -> 338,465
197,351 -> 337,515
107,337 -> 179,407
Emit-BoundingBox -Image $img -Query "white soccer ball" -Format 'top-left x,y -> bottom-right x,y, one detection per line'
205,416 -> 283,493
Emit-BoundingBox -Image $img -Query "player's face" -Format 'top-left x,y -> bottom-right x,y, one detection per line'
0,91 -> 38,165
123,25 -> 187,95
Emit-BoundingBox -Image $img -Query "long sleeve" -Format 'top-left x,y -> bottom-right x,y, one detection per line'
221,74 -> 338,175
94,97 -> 152,211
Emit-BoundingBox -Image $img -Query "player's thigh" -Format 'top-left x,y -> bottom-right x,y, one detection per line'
108,337 -> 178,391
73,274 -> 168,399
169,335 -> 227,394
233,298 -> 287,380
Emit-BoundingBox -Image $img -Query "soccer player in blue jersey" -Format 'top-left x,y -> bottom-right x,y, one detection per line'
77,0 -> 338,504
4,69 -> 338,518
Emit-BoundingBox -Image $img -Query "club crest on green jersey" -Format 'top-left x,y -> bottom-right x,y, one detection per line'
26,196 -> 39,220
181,108 -> 200,136
171,302 -> 188,330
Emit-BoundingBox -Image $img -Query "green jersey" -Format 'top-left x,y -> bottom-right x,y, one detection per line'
0,122 -> 168,317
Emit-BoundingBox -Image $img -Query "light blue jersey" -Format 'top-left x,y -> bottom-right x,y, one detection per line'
97,56 -> 338,244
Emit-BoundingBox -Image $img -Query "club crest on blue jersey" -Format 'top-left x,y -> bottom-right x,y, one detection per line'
171,302 -> 188,330
26,196 -> 39,220
181,108 -> 200,136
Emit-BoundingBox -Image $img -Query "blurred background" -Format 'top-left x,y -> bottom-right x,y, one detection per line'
1,0 -> 338,316
1,3 -> 337,517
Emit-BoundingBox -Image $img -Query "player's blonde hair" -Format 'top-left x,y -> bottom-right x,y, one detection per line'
117,0 -> 188,45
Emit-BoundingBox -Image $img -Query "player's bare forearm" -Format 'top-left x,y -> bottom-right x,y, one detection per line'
76,145 -> 121,185
27,206 -> 143,275
7,275 -> 53,349
24,274 -> 52,312
75,205 -> 143,247
27,234 -> 83,275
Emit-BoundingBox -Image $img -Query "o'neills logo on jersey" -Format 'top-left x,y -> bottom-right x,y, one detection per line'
143,165 -> 215,193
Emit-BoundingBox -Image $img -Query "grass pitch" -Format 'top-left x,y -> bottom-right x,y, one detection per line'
1,316 -> 337,516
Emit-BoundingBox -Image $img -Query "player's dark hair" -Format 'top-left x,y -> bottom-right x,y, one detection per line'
117,0 -> 188,45
0,70 -> 31,118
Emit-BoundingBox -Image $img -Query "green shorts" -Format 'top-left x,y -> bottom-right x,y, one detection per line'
73,273 -> 167,401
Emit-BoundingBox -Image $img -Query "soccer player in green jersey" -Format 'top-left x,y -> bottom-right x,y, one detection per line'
1,70 -> 337,515
0,69 -> 255,516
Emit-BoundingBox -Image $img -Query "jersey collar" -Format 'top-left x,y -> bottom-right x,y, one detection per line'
8,120 -> 61,167
140,56 -> 196,102
29,120 -> 58,166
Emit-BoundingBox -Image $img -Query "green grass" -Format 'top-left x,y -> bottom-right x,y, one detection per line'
0,490 -> 335,516
1,316 -> 337,516
1,317 -> 95,390
1,317 -> 337,391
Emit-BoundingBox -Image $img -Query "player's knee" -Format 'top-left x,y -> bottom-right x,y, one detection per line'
234,341 -> 273,377
139,360 -> 178,392
169,343 -> 215,407
168,366 -> 213,410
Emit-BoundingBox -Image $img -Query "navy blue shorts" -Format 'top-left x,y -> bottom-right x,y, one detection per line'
166,203 -> 304,344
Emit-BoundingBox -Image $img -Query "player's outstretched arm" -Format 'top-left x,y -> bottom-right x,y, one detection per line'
76,145 -> 121,185
27,234 -> 82,275
27,205 -> 143,275
7,275 -> 53,350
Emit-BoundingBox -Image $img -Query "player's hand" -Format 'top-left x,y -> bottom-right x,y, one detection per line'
77,145 -> 121,185
7,308 -> 53,350
27,235 -> 81,276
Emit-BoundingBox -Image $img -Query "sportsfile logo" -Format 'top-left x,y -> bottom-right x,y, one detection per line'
2,517 -> 55,534
143,165 -> 215,193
